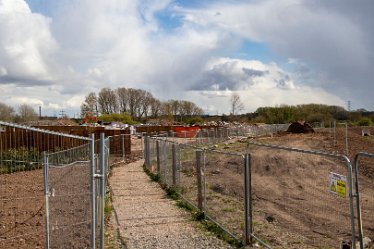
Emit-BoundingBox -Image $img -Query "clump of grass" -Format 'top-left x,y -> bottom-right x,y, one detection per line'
165,186 -> 180,200
176,199 -> 194,212
200,218 -> 244,248
143,164 -> 160,182
104,194 -> 112,215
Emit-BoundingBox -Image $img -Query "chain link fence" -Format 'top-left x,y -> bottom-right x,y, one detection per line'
144,134 -> 362,248
45,144 -> 92,249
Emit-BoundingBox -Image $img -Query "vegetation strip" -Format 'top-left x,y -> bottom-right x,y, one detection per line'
143,164 -> 244,248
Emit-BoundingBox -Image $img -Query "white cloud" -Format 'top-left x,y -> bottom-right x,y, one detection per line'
1,0 -> 371,116
177,0 -> 374,108
0,0 -> 58,84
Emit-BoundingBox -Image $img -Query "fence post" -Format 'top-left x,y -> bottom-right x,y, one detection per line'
345,123 -> 349,156
203,150 -> 206,212
145,136 -> 150,167
121,134 -> 125,160
141,133 -> 144,158
89,133 -> 96,249
333,120 -> 336,147
43,151 -> 50,249
172,144 -> 177,185
196,150 -> 203,211
99,133 -> 106,249
244,153 -> 253,246
156,140 -> 161,173
147,136 -> 151,167
143,134 -> 147,161
354,154 -> 364,249
345,159 -> 357,249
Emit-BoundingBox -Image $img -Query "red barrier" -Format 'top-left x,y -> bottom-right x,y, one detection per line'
174,126 -> 200,138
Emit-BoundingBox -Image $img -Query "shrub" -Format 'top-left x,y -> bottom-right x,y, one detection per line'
357,117 -> 372,126
99,113 -> 136,124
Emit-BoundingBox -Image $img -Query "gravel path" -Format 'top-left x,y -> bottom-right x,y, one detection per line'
109,159 -> 234,249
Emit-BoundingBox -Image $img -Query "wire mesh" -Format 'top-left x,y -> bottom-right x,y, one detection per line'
354,153 -> 374,246
178,144 -> 199,208
160,141 -> 174,186
248,144 -> 353,248
47,144 -> 92,249
204,149 -> 245,240
0,122 -> 89,249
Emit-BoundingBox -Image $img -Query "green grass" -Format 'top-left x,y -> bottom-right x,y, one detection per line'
104,194 -> 112,215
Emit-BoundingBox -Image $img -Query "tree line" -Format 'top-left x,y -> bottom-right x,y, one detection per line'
0,102 -> 39,123
81,87 -> 204,122
240,104 -> 373,126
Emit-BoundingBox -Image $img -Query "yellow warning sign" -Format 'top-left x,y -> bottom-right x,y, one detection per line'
329,172 -> 347,198
337,180 -> 346,198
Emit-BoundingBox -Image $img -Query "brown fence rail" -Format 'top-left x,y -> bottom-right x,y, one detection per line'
1,125 -> 132,155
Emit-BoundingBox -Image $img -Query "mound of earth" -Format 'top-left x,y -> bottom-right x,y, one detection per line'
287,121 -> 315,134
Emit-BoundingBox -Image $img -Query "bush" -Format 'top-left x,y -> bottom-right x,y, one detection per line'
99,113 -> 136,124
357,117 -> 372,126
184,116 -> 204,125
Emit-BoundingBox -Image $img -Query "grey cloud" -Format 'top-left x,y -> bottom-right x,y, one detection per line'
183,0 -> 374,109
189,61 -> 269,91
242,68 -> 267,77
0,75 -> 53,86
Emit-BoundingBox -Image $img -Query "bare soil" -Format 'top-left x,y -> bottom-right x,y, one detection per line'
0,169 -> 45,249
209,129 -> 374,248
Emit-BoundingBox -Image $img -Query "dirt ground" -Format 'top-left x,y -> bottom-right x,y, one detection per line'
0,169 -> 45,249
209,128 -> 374,248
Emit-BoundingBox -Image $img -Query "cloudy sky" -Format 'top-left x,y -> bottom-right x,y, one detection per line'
0,0 -> 373,116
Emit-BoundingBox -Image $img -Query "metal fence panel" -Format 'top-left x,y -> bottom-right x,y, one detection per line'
354,152 -> 374,248
0,121 -> 93,249
47,144 -> 92,249
248,142 -> 354,249
204,149 -> 245,240
178,144 -> 199,207
0,132 -> 45,249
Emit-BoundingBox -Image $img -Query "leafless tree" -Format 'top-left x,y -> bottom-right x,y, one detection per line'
80,92 -> 98,117
170,100 -> 180,117
98,88 -> 117,114
230,93 -> 244,115
0,102 -> 15,122
81,86 -> 204,121
161,101 -> 173,120
17,104 -> 38,122
127,88 -> 142,118
150,98 -> 162,118
116,87 -> 128,113
139,91 -> 153,119
192,105 -> 204,116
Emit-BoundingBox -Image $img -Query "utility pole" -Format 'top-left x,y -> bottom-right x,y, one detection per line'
59,110 -> 66,118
